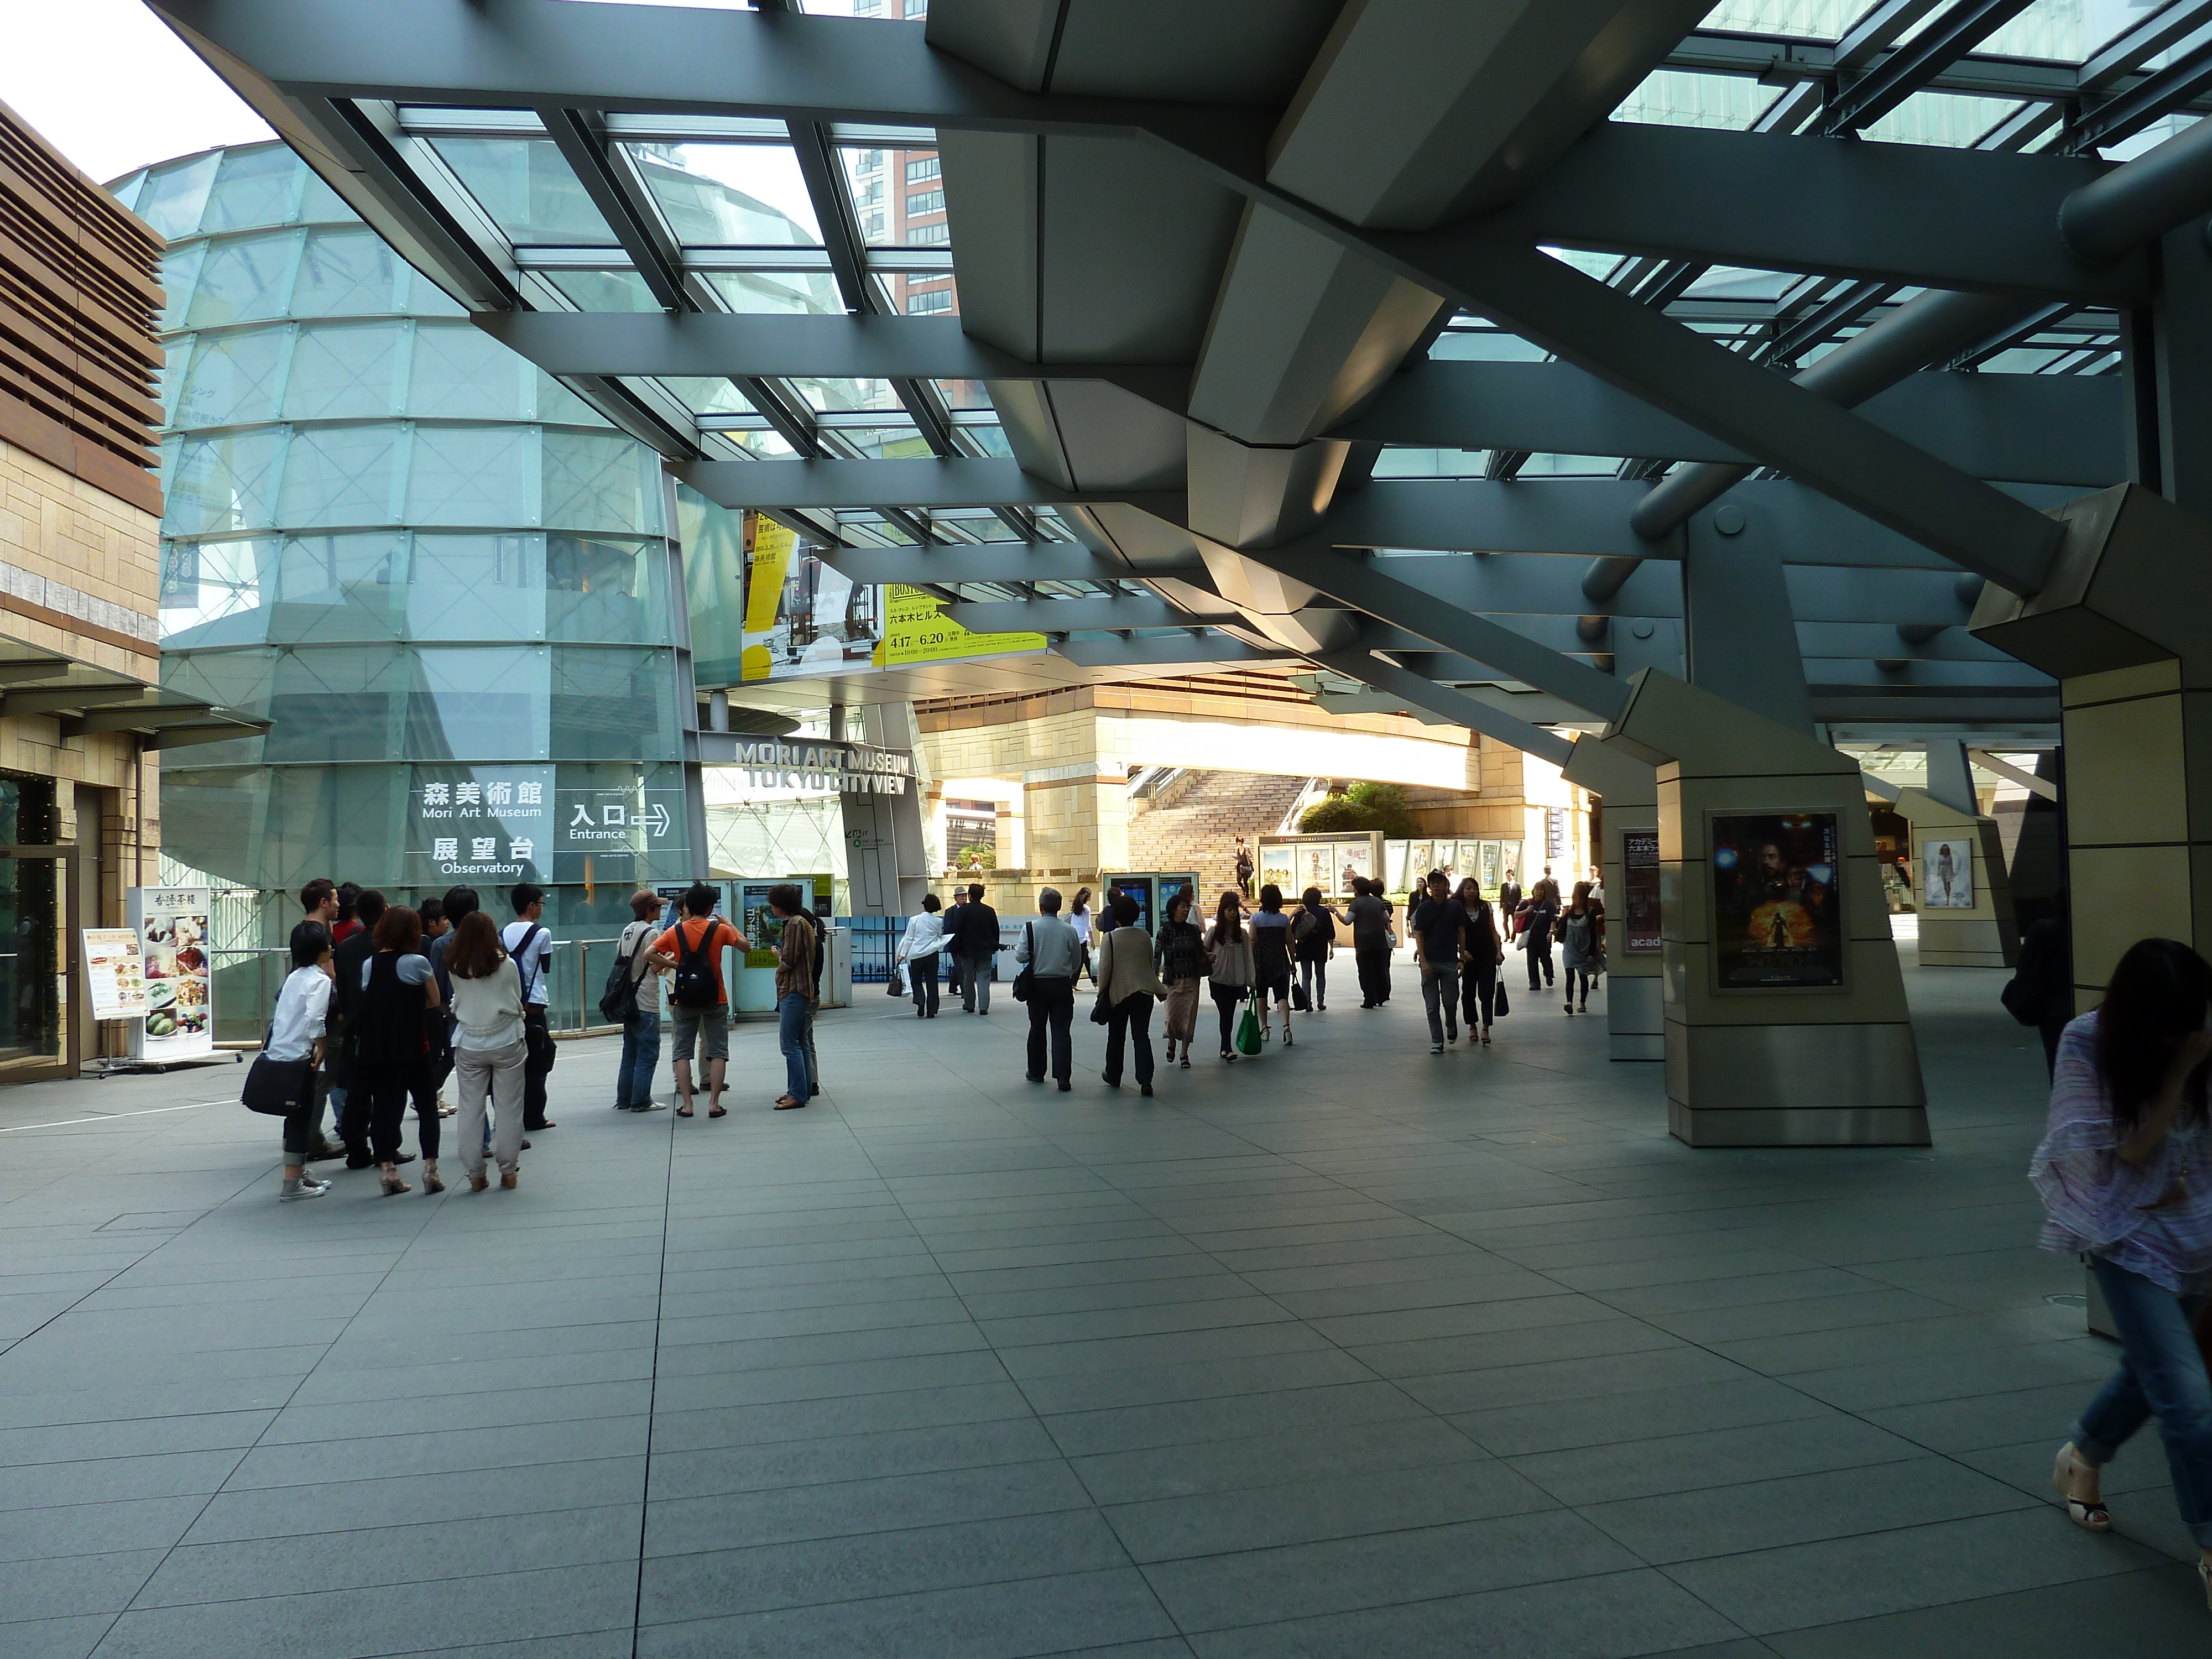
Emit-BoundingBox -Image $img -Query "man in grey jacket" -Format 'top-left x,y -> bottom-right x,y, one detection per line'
1015,888 -> 1081,1091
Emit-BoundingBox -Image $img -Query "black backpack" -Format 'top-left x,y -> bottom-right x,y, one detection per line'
671,920 -> 719,1009
598,926 -> 646,1024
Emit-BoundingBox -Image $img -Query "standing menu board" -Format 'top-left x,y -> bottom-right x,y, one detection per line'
128,887 -> 215,1059
82,928 -> 146,1021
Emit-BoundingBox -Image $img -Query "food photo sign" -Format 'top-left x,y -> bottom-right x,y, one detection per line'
127,886 -> 214,1060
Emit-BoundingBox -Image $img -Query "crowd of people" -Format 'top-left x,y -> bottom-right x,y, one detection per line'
256,877 -> 824,1202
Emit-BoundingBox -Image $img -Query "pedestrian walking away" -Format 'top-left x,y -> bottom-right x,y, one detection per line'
1096,891 -> 1167,1094
446,910 -> 529,1189
611,888 -> 667,1110
2033,938 -> 2212,1610
500,884 -> 559,1131
1249,883 -> 1296,1044
650,884 -> 748,1118
1070,887 -> 1095,984
896,893 -> 945,1019
1292,885 -> 1343,1013
768,884 -> 821,1108
1560,880 -> 1605,1014
1155,886 -> 1206,1068
353,905 -> 445,1194
1412,871 -> 1468,1053
1347,877 -> 1393,1009
1016,888 -> 1080,1091
952,881 -> 1000,1014
1204,890 -> 1255,1062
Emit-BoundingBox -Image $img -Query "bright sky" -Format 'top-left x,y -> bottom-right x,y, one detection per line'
0,0 -> 273,185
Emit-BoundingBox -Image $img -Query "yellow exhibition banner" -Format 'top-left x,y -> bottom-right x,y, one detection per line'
739,511 -> 797,681
872,584 -> 1046,666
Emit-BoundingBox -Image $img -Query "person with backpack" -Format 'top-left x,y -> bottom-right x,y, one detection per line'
1560,879 -> 1605,1015
767,884 -> 819,1109
649,883 -> 748,1119
500,884 -> 560,1131
609,888 -> 668,1112
1292,885 -> 1344,1014
1204,890 -> 1254,1062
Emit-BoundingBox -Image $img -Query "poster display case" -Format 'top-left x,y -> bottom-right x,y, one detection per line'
1708,812 -> 1845,990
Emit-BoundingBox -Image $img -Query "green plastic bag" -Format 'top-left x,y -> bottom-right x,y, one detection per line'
1235,1001 -> 1262,1056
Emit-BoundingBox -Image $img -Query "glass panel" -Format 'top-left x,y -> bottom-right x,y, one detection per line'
546,269 -> 663,312
186,230 -> 302,327
108,170 -> 147,213
701,268 -> 843,315
431,137 -> 619,245
789,376 -> 903,414
411,646 -> 548,761
168,429 -> 286,535
825,424 -> 933,459
292,229 -> 404,317
176,329 -> 290,429
879,270 -> 958,316
550,646 -> 681,761
260,645 -> 412,762
268,532 -> 408,643
298,168 -> 359,226
807,0 -> 929,14
548,536 -> 675,646
202,145 -> 304,232
934,378 -> 993,412
408,324 -> 530,419
1864,91 -> 2021,148
726,429 -> 799,458
542,431 -> 662,534
953,422 -> 1012,459
407,533 -> 546,643
1980,2 -> 2084,60
628,144 -> 821,245
134,152 -> 221,239
1615,69 -> 1781,131
283,323 -> 403,420
159,537 -> 269,637
156,244 -> 206,332
405,425 -> 540,526
278,425 -> 399,529
1699,2 -> 1858,40
535,373 -> 611,428
0,776 -> 62,1071
838,143 -> 945,248
660,377 -> 755,417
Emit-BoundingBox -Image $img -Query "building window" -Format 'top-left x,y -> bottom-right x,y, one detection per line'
905,189 -> 944,216
905,221 -> 950,246
904,157 -> 940,184
904,0 -> 927,16
907,288 -> 952,314
862,212 -> 885,239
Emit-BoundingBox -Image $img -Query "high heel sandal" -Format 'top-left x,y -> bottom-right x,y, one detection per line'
421,1162 -> 444,1194
2052,1443 -> 2111,1532
379,1165 -> 411,1197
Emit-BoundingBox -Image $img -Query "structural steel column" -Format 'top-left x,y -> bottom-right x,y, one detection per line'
1563,735 -> 1662,1061
1973,484 -> 2212,1006
1605,670 -> 1929,1147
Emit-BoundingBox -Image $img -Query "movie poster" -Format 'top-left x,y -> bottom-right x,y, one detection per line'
1623,828 -> 1661,956
1919,837 -> 1974,910
1709,812 -> 1845,990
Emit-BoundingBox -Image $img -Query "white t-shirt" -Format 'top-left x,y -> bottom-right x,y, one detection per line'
267,966 -> 332,1063
501,920 -> 554,1006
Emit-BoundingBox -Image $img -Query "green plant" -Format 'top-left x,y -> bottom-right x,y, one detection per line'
955,842 -> 997,869
1298,781 -> 1415,838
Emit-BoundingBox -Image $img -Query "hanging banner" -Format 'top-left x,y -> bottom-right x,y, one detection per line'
874,583 -> 1045,666
128,887 -> 213,1059
739,512 -> 883,681
82,928 -> 146,1022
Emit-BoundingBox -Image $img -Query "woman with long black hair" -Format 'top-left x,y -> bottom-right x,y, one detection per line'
2037,938 -> 2212,1607
1454,877 -> 1505,1047
1249,883 -> 1295,1045
1203,890 -> 1253,1062
353,905 -> 442,1196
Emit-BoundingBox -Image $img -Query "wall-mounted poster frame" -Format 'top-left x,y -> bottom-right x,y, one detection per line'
1623,828 -> 1661,956
1707,811 -> 1846,992
1919,837 -> 1974,910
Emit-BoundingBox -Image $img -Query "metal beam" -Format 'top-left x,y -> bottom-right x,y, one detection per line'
816,542 -> 1203,585
536,106 -> 687,311
1969,747 -> 2060,797
471,312 -> 1191,413
943,596 -> 1211,633
1335,361 -> 2126,486
1823,1 -> 2036,135
672,457 -> 1186,514
1051,634 -> 1298,670
1312,648 -> 1577,767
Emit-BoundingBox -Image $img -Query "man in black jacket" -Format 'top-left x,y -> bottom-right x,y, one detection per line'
953,883 -> 999,1015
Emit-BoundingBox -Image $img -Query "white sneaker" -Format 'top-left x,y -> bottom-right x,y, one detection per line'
280,1178 -> 328,1202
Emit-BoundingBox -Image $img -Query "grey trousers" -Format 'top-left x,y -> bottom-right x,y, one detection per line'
454,1037 -> 526,1176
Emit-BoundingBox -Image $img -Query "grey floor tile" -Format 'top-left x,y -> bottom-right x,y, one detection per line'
1070,1414 -> 1484,1505
649,1417 -> 1061,1500
0,1449 -> 246,1512
0,1611 -> 113,1659
180,1457 -> 646,1545
1760,1566 -> 2208,1658
1449,1375 -> 1828,1458
644,1458 -> 1094,1553
1506,1414 -> 1926,1506
0,1550 -> 164,1620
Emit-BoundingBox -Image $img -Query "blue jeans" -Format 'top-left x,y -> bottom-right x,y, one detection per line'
615,1011 -> 660,1108
777,993 -> 813,1100
2074,1256 -> 2212,1547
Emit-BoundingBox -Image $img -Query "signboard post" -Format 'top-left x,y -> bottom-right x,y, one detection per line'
127,886 -> 215,1061
81,928 -> 145,1023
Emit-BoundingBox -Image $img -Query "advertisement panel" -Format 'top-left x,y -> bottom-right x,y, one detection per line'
1708,813 -> 1844,990
1259,842 -> 1295,892
740,514 -> 883,682
1623,828 -> 1662,956
874,584 -> 1045,667
82,928 -> 145,1022
1335,841 -> 1373,892
128,887 -> 214,1059
1919,837 -> 1974,909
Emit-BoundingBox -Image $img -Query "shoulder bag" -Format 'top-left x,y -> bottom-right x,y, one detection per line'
243,989 -> 313,1115
517,944 -> 557,1077
1090,931 -> 1116,1025
1013,922 -> 1035,1003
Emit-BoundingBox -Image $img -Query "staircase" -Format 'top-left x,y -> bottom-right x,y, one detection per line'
1125,770 -> 1318,901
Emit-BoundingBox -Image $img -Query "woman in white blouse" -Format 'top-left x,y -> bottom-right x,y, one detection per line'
895,893 -> 945,1019
445,911 -> 528,1190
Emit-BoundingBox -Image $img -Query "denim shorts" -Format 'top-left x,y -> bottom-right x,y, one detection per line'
671,1003 -> 729,1062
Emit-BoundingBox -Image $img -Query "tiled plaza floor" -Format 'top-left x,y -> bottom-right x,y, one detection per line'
1,945 -> 2206,1657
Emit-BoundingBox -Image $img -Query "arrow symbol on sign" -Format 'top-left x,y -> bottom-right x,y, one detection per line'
643,802 -> 670,836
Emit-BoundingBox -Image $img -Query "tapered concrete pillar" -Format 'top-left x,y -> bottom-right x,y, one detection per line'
1604,670 -> 1929,1147
1564,735 -> 1661,1060
1971,484 -> 2212,1006
1887,784 -> 2019,969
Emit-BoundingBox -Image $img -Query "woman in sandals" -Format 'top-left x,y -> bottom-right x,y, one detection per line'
1154,886 -> 1206,1070
1203,891 -> 1253,1063
2036,937 -> 2212,1608
353,905 -> 444,1196
446,910 -> 528,1190
1454,877 -> 1505,1047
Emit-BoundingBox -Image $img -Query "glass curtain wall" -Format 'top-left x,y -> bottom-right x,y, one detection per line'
109,143 -> 698,938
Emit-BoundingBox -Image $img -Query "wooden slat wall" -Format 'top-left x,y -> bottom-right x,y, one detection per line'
0,100 -> 164,516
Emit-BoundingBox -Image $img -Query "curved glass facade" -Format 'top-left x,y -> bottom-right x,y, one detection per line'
109,143 -> 698,933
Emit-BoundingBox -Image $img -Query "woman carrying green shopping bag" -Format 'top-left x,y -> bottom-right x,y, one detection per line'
1204,890 -> 1255,1063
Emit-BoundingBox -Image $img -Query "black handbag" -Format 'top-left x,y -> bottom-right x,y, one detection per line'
1492,978 -> 1510,1018
1013,923 -> 1035,1003
1089,932 -> 1115,1025
242,1053 -> 312,1116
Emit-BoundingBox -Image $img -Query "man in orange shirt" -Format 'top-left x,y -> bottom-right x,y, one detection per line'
649,884 -> 750,1118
